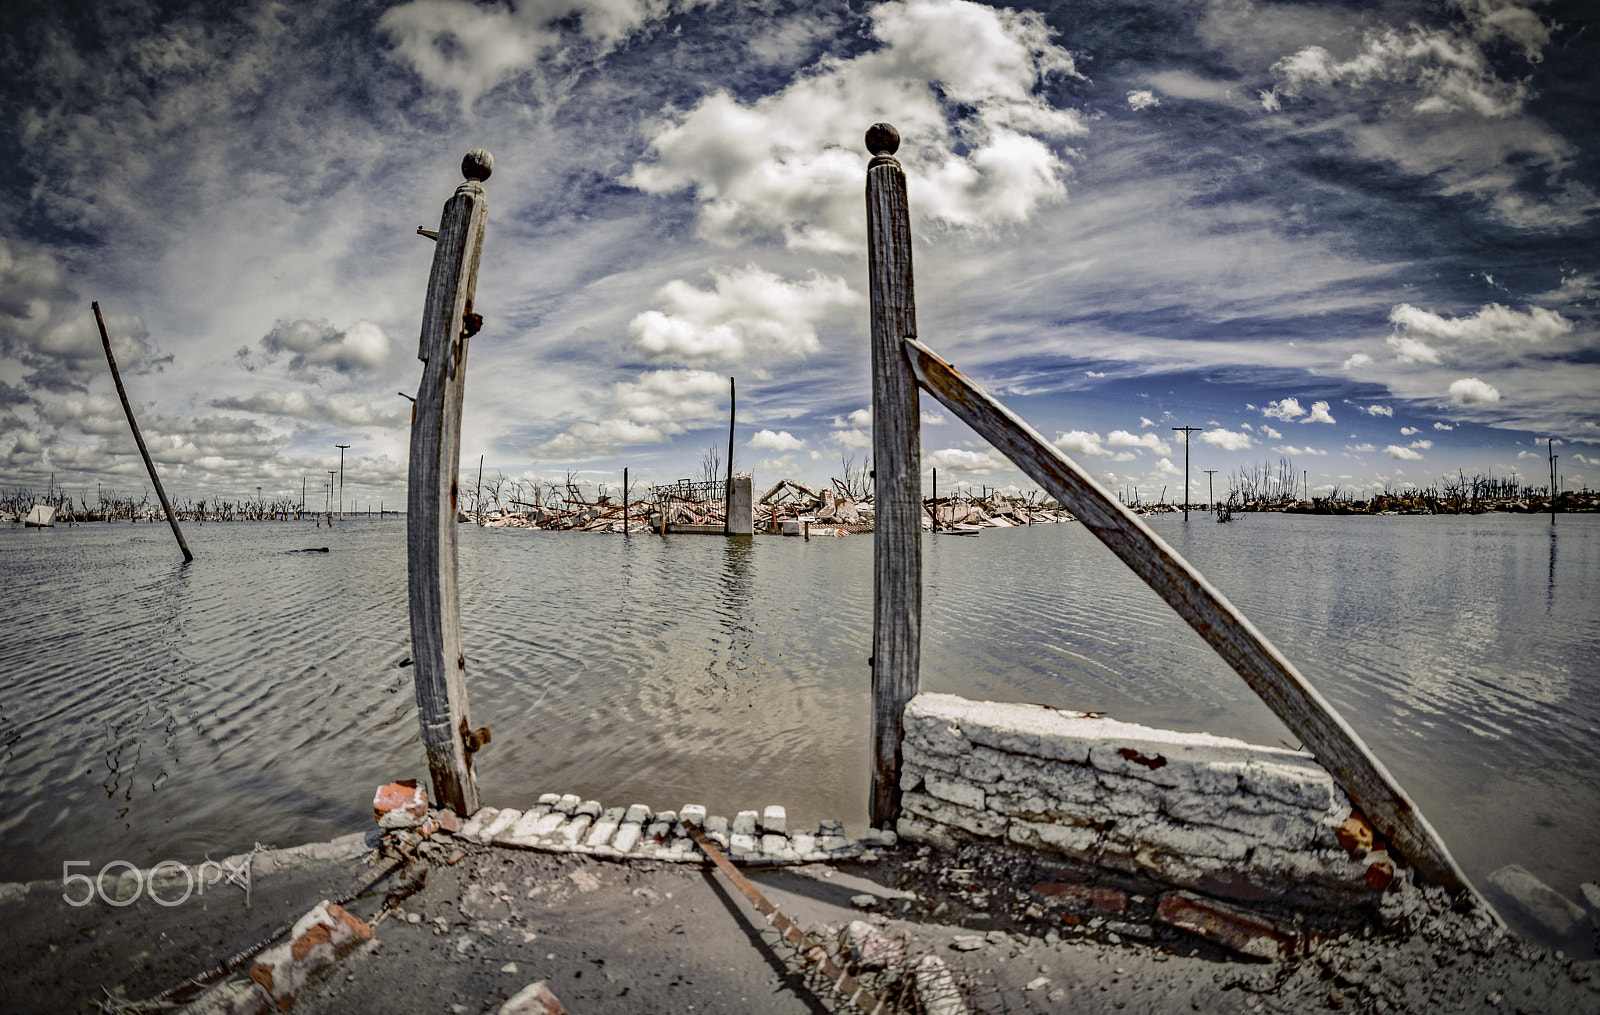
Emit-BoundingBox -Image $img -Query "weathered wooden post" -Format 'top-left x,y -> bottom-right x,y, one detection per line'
723,377 -> 736,535
865,123 -> 921,828
93,301 -> 192,563
408,149 -> 493,815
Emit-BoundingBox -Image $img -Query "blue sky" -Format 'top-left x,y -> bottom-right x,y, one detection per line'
1,0 -> 1595,508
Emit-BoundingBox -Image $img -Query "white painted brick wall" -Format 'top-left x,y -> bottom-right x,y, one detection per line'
896,692 -> 1394,907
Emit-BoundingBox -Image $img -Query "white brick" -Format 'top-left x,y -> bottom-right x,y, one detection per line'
623,804 -> 652,825
612,822 -> 642,855
901,791 -> 1006,839
679,804 -> 707,826
924,774 -> 985,811
479,809 -> 522,844
732,811 -> 759,835
761,806 -> 787,835
456,807 -> 500,840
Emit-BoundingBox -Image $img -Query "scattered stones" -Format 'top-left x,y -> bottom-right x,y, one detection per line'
950,934 -> 986,951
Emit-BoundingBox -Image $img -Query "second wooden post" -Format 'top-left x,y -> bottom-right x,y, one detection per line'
865,123 -> 921,828
408,149 -> 493,815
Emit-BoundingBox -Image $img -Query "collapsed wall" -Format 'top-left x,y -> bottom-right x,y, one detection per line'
896,692 -> 1397,910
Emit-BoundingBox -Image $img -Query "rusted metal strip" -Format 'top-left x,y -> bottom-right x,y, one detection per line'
687,826 -> 887,1014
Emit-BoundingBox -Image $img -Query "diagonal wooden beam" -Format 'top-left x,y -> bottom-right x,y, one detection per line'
903,334 -> 1488,911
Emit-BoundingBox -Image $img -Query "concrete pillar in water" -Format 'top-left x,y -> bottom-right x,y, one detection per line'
728,472 -> 754,535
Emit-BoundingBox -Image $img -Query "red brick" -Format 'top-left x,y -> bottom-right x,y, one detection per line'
373,780 -> 428,829
1154,892 -> 1296,961
1032,881 -> 1126,912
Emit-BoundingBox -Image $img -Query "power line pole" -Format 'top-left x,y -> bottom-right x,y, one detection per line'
335,444 -> 351,520
327,471 -> 336,519
1171,426 -> 1202,520
1203,469 -> 1218,515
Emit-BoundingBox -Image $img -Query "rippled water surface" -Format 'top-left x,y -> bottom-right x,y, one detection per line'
1,514 -> 1595,918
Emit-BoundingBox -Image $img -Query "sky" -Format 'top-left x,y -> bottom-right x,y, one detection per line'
1,0 -> 1596,510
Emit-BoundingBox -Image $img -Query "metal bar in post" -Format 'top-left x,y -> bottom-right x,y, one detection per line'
93,302 -> 192,563
864,123 -> 921,829
903,335 -> 1483,901
407,149 -> 493,816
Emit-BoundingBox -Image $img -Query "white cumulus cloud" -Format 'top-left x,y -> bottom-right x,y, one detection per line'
1126,89 -> 1159,111
1263,397 -> 1305,421
625,0 -> 1085,253
1106,429 -> 1171,455
1200,428 -> 1253,451
1386,444 -> 1424,460
1303,400 -> 1335,424
749,429 -> 806,451
626,266 -> 860,364
1448,377 -> 1501,405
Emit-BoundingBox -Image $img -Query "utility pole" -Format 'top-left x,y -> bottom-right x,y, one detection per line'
476,454 -> 484,524
335,444 -> 351,520
1171,426 -> 1201,520
328,471 -> 337,520
1204,469 -> 1218,515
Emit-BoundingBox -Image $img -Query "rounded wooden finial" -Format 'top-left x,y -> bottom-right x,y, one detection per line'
462,149 -> 494,182
865,123 -> 900,157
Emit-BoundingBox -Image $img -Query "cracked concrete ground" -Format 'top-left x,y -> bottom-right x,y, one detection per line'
2,837 -> 1597,1014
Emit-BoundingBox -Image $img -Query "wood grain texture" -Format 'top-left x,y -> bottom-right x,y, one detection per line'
903,336 -> 1482,900
407,175 -> 489,815
866,148 -> 921,828
94,301 -> 192,563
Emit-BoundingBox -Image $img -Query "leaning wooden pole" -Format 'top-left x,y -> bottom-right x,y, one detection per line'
407,150 -> 493,815
903,335 -> 1486,904
865,123 -> 922,828
93,302 -> 192,563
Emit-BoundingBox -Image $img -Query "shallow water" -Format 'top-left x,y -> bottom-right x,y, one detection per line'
1,514 -> 1595,930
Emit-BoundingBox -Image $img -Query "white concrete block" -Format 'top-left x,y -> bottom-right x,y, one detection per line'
456,807 -> 500,840
555,794 -> 581,815
761,805 -> 787,835
925,774 -> 985,811
761,833 -> 788,854
612,823 -> 642,855
479,809 -> 523,844
623,804 -> 652,825
732,811 -> 759,835
679,804 -> 707,826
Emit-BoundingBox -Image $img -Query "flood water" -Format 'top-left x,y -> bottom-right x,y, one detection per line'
1,513 -> 1595,936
